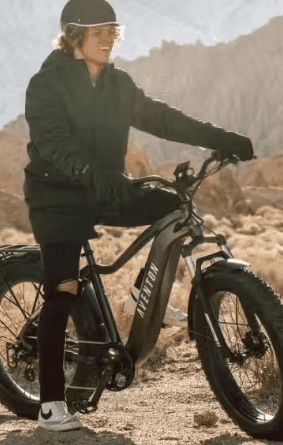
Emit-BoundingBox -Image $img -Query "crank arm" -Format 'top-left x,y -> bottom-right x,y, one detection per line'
88,347 -> 123,409
88,362 -> 114,410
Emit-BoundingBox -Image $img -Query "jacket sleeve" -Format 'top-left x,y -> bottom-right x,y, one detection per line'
128,75 -> 227,149
25,70 -> 90,185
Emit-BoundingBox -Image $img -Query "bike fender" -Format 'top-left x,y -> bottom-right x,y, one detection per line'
0,245 -> 41,265
205,258 -> 250,274
187,258 -> 249,340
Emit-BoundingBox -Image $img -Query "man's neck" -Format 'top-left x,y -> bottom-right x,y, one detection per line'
84,60 -> 104,83
73,48 -> 105,83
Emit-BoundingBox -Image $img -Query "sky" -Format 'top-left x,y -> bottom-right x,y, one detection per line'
1,0 -> 283,129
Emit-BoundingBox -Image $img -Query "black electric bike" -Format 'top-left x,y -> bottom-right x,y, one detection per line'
0,152 -> 283,441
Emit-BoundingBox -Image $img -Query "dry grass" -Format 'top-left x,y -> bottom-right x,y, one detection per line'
1,179 -> 283,340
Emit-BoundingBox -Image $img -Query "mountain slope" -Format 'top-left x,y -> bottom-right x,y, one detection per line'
1,0 -> 283,129
115,15 -> 283,163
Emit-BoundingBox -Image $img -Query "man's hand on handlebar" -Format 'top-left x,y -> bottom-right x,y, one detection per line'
209,131 -> 254,162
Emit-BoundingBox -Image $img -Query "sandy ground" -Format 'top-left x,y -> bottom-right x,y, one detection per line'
0,336 -> 281,445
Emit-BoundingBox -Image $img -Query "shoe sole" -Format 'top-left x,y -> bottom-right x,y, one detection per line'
38,420 -> 83,432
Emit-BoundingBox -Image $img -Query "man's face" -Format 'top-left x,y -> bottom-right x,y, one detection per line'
80,25 -> 117,66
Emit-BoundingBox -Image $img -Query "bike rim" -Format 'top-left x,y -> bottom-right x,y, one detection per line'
211,290 -> 282,423
0,279 -> 79,401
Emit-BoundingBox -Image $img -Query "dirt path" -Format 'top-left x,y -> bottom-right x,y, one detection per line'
0,338 -> 281,445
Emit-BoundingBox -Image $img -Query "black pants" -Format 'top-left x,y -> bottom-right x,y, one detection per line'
37,241 -> 82,403
37,187 -> 180,403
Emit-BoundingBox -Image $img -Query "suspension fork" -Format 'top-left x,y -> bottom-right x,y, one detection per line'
192,281 -> 234,358
184,239 -> 261,351
183,239 -> 236,359
194,267 -> 262,345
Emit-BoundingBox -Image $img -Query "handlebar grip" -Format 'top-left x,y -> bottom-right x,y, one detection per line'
228,154 -> 240,164
211,151 -> 240,165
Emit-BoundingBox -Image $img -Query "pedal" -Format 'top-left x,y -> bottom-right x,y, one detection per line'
72,399 -> 97,414
67,361 -> 114,414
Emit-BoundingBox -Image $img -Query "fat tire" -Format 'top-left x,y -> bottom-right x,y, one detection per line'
0,252 -> 107,419
0,253 -> 42,419
192,269 -> 283,441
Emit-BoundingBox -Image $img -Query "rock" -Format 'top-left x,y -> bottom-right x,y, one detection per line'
195,166 -> 249,219
0,130 -> 28,196
0,190 -> 31,233
242,186 -> 283,212
125,138 -> 154,177
194,411 -> 219,428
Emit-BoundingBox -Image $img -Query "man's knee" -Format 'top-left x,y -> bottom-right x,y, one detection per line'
56,279 -> 79,296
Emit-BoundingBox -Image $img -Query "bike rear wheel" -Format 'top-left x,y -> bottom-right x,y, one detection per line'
0,254 -> 43,418
0,252 -> 107,419
193,269 -> 283,441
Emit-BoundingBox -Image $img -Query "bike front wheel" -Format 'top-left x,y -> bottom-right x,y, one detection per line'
192,269 -> 283,441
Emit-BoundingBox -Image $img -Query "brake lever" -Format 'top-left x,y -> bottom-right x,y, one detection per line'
223,154 -> 257,165
213,152 -> 257,164
227,155 -> 239,165
211,151 -> 239,166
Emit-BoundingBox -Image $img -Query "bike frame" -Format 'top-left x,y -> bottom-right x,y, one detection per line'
82,209 -> 192,364
80,205 -> 248,368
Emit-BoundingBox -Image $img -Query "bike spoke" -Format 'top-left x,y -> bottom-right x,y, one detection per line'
31,282 -> 44,314
0,277 -> 79,402
214,290 -> 281,416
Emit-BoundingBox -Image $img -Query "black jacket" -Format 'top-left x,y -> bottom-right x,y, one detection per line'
23,49 -> 233,243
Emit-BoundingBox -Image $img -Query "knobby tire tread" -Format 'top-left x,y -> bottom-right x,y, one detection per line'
193,269 -> 283,441
0,256 -> 42,419
0,254 -> 106,420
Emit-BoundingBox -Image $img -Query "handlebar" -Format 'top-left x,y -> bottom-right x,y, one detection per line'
132,175 -> 174,188
131,151 -> 239,196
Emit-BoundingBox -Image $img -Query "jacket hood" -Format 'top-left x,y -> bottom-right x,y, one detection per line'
41,49 -> 74,70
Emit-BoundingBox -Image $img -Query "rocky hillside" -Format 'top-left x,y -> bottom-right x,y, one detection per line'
3,14 -> 283,234
115,15 -> 283,164
1,126 -> 283,237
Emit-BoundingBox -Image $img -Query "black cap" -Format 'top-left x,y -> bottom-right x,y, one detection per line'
61,0 -> 119,27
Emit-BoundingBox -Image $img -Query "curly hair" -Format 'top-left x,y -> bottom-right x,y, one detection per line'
53,24 -> 122,56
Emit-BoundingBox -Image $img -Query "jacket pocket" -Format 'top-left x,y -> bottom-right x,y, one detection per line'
25,162 -> 72,186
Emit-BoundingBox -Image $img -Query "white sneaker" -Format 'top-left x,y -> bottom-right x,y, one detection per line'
125,289 -> 188,328
163,305 -> 188,328
38,401 -> 82,431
